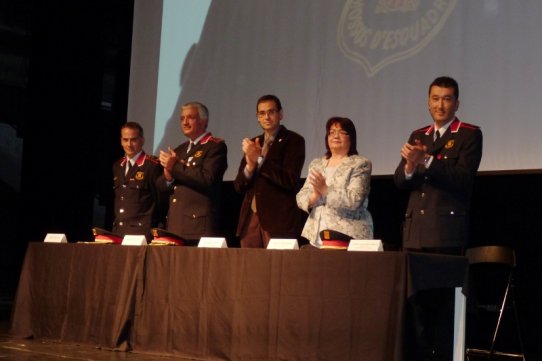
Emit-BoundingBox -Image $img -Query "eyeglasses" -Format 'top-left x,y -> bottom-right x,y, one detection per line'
328,130 -> 349,137
257,109 -> 279,118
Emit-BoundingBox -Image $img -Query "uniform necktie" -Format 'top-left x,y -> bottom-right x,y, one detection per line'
434,129 -> 440,143
125,160 -> 132,175
187,141 -> 194,153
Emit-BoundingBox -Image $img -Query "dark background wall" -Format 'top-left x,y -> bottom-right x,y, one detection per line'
0,1 -> 540,359
0,0 -> 132,321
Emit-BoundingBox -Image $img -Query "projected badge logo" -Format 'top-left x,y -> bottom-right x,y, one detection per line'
338,0 -> 457,77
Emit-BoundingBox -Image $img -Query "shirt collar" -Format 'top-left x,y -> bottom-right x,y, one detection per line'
126,150 -> 143,165
190,131 -> 209,146
265,125 -> 282,142
434,118 -> 455,136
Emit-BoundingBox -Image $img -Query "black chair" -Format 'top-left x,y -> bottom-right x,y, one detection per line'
465,246 -> 526,360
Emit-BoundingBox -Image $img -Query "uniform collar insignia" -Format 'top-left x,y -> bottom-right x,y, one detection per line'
135,151 -> 146,166
123,151 -> 146,167
199,132 -> 212,144
450,118 -> 461,133
425,124 -> 435,136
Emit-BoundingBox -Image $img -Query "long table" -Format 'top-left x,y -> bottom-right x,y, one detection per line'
9,243 -> 467,361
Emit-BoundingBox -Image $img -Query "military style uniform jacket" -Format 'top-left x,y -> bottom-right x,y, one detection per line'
394,118 -> 483,249
234,125 -> 306,238
112,151 -> 164,239
157,133 -> 228,242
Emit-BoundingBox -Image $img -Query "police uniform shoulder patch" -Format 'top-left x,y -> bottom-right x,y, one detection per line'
135,171 -> 145,180
194,150 -> 204,158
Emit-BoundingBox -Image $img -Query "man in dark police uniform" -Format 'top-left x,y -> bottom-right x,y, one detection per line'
158,102 -> 227,245
112,122 -> 165,241
394,76 -> 483,252
394,76 -> 483,360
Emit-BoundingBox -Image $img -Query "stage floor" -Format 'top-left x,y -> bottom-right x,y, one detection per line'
0,322 -> 197,361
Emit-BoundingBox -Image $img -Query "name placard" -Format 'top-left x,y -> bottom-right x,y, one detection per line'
44,233 -> 68,243
347,239 -> 383,252
198,237 -> 227,248
122,235 -> 147,246
267,238 -> 299,250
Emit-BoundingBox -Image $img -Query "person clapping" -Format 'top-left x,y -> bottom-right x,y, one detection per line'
296,117 -> 373,249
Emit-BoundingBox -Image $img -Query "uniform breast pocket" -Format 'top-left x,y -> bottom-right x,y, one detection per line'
439,148 -> 459,164
182,211 -> 206,234
127,179 -> 148,190
437,207 -> 466,227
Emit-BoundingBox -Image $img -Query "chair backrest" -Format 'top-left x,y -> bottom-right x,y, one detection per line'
466,246 -> 516,267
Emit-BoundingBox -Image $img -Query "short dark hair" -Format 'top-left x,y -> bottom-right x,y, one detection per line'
121,121 -> 144,137
429,76 -> 459,99
256,94 -> 282,111
324,117 -> 358,158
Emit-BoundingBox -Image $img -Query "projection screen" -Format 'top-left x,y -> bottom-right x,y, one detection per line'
129,0 -> 542,180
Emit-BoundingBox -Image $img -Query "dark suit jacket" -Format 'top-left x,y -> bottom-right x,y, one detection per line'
234,125 -> 306,238
394,118 -> 483,249
112,151 -> 164,239
157,133 -> 228,242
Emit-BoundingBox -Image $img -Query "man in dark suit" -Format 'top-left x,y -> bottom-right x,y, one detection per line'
158,102 -> 227,245
113,122 -> 165,241
394,76 -> 483,360
234,94 -> 306,248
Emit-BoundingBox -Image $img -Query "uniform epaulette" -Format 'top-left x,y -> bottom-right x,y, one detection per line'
145,154 -> 160,164
414,125 -> 432,134
458,122 -> 480,130
201,133 -> 224,144
208,136 -> 224,143
450,118 -> 480,133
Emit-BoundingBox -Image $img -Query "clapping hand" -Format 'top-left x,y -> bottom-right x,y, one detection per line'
308,170 -> 328,207
159,147 -> 177,181
401,139 -> 427,174
242,138 -> 262,173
